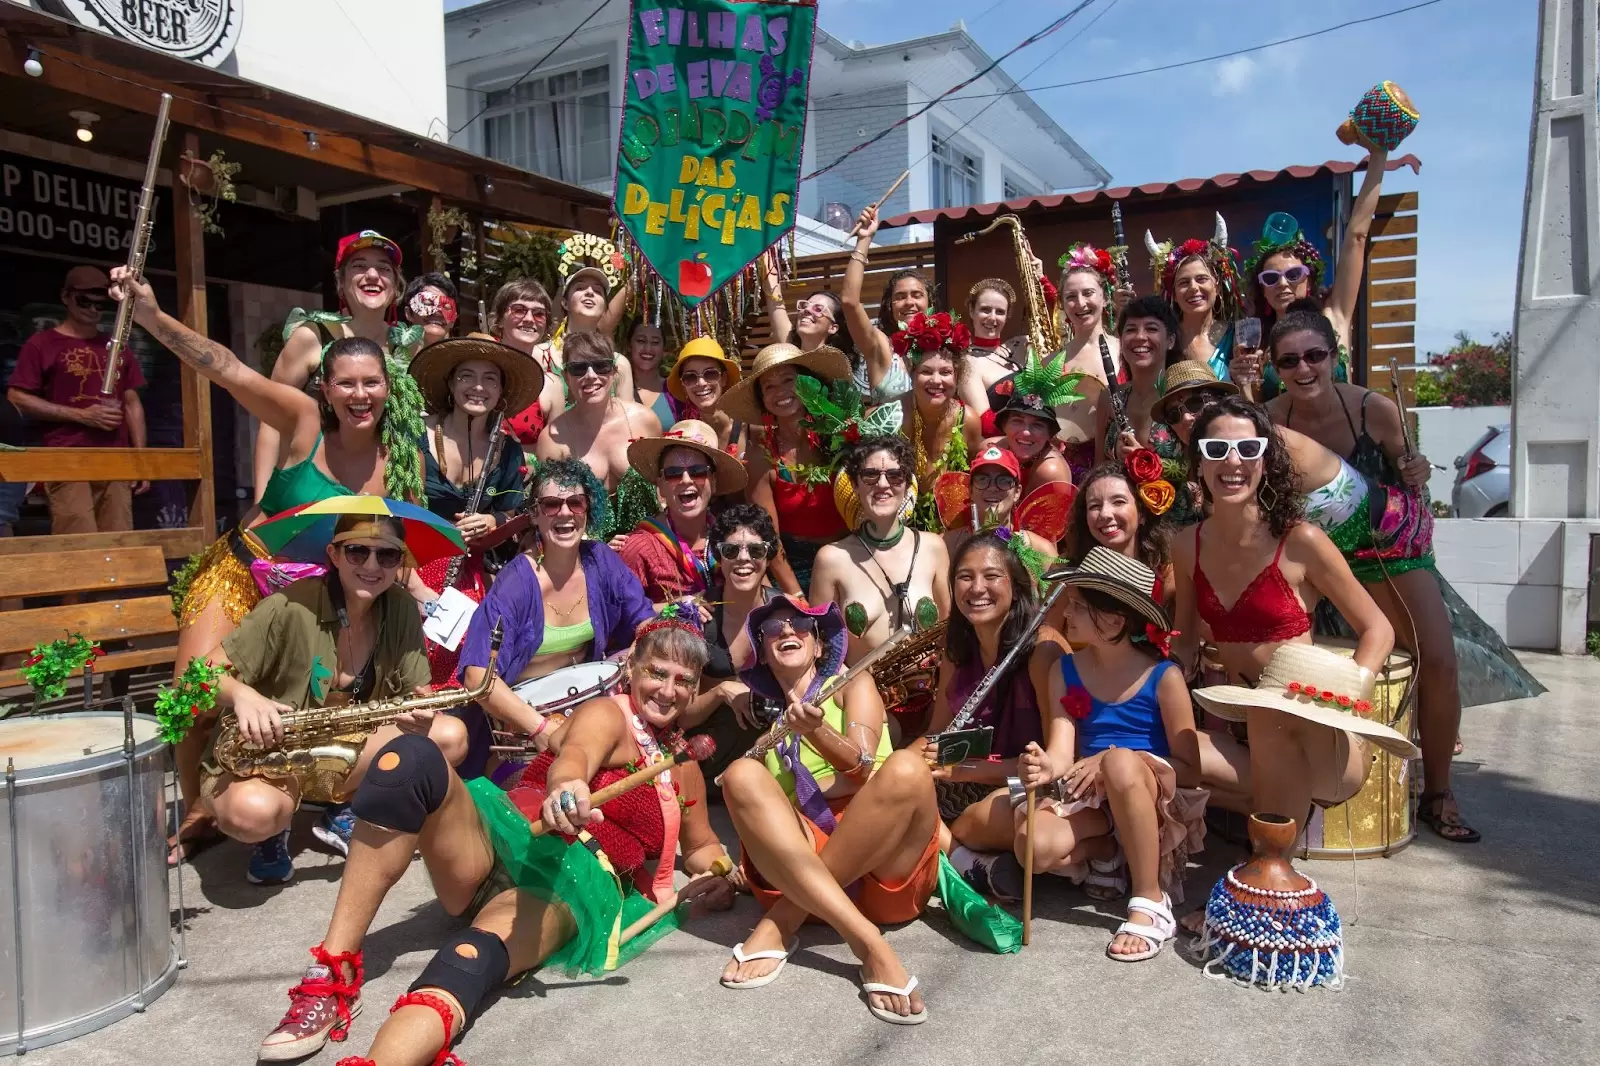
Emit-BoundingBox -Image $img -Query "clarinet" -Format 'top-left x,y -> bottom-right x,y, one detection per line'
440,419 -> 508,592
1111,200 -> 1133,292
1100,335 -> 1133,440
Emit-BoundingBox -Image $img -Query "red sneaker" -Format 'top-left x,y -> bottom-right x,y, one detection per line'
258,946 -> 363,1062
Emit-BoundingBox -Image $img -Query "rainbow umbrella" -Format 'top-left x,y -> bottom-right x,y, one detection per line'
253,495 -> 466,567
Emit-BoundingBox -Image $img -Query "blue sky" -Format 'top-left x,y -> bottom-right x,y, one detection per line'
446,0 -> 1537,356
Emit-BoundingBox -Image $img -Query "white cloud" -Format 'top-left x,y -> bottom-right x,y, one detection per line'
1213,55 -> 1257,96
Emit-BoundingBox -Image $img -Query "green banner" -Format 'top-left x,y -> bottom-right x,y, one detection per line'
615,0 -> 815,307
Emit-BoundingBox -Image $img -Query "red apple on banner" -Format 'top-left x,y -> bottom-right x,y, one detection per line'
678,256 -> 713,298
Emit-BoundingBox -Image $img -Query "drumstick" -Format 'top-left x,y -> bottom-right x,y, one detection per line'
529,736 -> 715,837
846,170 -> 910,239
618,855 -> 735,945
1022,786 -> 1036,946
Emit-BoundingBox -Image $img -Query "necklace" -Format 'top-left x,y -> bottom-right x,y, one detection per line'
856,521 -> 906,550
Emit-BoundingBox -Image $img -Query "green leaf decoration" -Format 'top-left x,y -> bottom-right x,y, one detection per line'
844,602 -> 868,637
1009,348 -> 1086,410
309,655 -> 334,704
153,657 -> 225,745
281,308 -> 350,344
20,632 -> 102,704
914,596 -> 939,632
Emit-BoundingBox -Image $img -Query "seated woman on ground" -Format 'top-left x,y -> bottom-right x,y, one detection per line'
718,596 -> 940,1024
1024,546 -> 1205,962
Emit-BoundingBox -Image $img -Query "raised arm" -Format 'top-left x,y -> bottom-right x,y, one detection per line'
841,206 -> 892,388
113,267 -> 322,466
1326,148 -> 1390,339
764,253 -> 794,342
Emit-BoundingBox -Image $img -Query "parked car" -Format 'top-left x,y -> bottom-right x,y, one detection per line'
1452,423 -> 1510,518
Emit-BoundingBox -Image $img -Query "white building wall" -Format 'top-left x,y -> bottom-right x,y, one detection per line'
806,84 -> 910,236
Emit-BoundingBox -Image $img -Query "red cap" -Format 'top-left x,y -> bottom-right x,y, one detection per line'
336,230 -> 402,271
970,444 -> 1021,480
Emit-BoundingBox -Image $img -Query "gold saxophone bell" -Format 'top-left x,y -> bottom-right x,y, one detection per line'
213,622 -> 504,804
954,214 -> 1060,357
871,619 -> 947,737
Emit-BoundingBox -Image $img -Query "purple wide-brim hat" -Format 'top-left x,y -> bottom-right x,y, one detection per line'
739,594 -> 848,701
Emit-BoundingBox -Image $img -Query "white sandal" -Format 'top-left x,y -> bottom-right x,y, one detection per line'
1106,894 -> 1175,963
858,971 -> 928,1025
720,936 -> 800,990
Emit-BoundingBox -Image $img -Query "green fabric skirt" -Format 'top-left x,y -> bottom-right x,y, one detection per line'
465,777 -> 678,976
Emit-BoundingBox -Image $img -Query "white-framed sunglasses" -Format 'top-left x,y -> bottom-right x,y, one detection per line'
1197,437 -> 1268,462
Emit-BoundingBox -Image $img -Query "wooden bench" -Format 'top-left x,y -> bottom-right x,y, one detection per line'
0,545 -> 179,693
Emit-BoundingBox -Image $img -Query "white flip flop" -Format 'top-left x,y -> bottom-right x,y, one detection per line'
1106,894 -> 1175,963
859,971 -> 929,1025
720,937 -> 800,990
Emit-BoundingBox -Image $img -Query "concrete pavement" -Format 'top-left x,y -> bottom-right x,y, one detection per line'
25,652 -> 1599,1065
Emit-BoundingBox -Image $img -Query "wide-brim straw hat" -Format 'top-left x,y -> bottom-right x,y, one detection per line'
409,333 -> 544,415
626,419 -> 748,494
739,594 -> 847,700
666,335 -> 743,404
1192,643 -> 1420,760
1152,359 -> 1239,422
1043,545 -> 1170,631
719,342 -> 850,424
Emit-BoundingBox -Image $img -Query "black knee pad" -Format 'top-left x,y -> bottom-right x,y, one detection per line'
410,927 -> 510,1019
350,734 -> 448,833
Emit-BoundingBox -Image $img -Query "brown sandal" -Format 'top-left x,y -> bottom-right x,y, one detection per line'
167,809 -> 222,866
1417,790 -> 1480,844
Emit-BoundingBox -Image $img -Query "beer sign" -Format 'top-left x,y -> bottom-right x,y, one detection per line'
51,0 -> 243,67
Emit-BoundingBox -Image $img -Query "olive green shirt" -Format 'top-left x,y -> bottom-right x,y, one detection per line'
221,578 -> 430,708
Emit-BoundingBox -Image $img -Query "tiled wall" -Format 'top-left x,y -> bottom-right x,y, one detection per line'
226,282 -> 324,494
1433,518 -> 1600,653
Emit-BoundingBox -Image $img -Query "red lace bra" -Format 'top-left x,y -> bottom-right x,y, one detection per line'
1193,524 -> 1311,644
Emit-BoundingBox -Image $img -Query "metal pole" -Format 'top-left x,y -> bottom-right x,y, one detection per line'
170,749 -> 187,970
122,697 -> 148,1010
7,758 -> 25,1054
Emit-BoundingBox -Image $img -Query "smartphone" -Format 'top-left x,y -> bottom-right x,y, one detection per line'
935,726 -> 994,765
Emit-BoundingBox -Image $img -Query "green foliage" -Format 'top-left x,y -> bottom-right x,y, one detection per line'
1425,331 -> 1512,407
1412,370 -> 1445,407
1587,628 -> 1600,659
20,633 -> 101,703
485,230 -> 563,304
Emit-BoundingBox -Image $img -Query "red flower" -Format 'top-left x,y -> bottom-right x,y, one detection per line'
1061,684 -> 1091,720
1354,699 -> 1372,714
188,704 -> 199,717
91,646 -> 106,658
931,311 -> 953,330
1320,689 -> 1335,702
1126,448 -> 1163,484
1337,695 -> 1353,708
1096,249 -> 1113,275
1143,623 -> 1176,657
843,424 -> 861,443
913,329 -> 944,353
22,655 -> 40,667
950,323 -> 972,349
517,464 -> 530,478
1287,681 -> 1302,694
906,312 -> 928,333
199,683 -> 212,694
1178,238 -> 1209,258
891,330 -> 912,356
805,430 -> 822,449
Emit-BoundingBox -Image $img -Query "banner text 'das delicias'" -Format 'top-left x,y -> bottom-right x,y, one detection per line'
615,0 -> 814,305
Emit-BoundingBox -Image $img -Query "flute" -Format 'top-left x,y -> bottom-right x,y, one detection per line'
720,625 -> 915,780
438,418 -> 508,593
102,93 -> 172,395
1101,335 -> 1133,440
945,580 -> 1069,734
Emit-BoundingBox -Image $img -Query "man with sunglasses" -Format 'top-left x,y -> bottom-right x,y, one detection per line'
6,264 -> 147,534
619,420 -> 748,605
535,329 -> 663,540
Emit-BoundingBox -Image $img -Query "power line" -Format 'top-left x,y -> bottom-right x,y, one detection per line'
800,0 -> 1100,182
449,0 -> 616,136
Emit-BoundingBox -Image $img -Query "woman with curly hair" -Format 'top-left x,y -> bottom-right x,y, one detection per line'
451,456 -> 656,779
897,313 -> 982,531
838,204 -> 927,402
1168,396 -> 1394,830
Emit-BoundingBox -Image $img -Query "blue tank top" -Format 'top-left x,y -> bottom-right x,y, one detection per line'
1061,656 -> 1175,757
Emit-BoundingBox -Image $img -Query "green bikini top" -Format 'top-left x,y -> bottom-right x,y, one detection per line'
258,433 -> 350,518
541,619 -> 595,657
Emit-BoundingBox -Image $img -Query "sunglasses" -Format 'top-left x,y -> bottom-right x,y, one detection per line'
503,304 -> 548,323
757,614 -> 818,640
794,299 -> 834,321
1257,265 -> 1312,288
1162,392 -> 1215,422
340,543 -> 405,568
1273,348 -> 1331,372
717,541 -> 772,561
678,368 -> 723,387
536,494 -> 590,516
857,468 -> 908,488
67,287 -> 110,304
661,463 -> 713,482
565,360 -> 615,379
972,472 -> 1018,492
1197,437 -> 1269,462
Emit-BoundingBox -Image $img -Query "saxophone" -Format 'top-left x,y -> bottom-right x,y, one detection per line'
954,214 -> 1061,357
214,623 -> 503,803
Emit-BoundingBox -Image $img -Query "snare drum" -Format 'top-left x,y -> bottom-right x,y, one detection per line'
1299,640 -> 1417,859
1,712 -> 179,1052
512,661 -> 626,717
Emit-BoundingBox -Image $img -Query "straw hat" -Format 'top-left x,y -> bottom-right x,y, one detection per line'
626,419 -> 748,494
409,333 -> 544,415
739,594 -> 848,700
1152,359 -> 1238,422
719,342 -> 851,424
1042,545 -> 1169,631
1192,643 -> 1419,759
666,335 -> 743,404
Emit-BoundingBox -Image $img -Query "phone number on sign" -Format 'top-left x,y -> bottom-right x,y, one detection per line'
0,208 -> 133,251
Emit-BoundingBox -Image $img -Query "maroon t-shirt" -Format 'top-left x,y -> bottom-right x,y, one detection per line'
7,328 -> 145,447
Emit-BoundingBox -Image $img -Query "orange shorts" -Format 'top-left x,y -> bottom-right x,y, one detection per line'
741,795 -> 941,926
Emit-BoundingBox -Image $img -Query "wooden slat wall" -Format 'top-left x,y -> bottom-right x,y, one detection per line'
1365,191 -> 1419,392
740,240 -> 939,361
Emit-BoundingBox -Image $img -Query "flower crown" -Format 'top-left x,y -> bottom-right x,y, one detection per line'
969,277 -> 1017,306
890,311 -> 971,361
635,600 -> 704,642
1006,347 -> 1085,411
793,375 -> 900,457
1148,214 -> 1246,321
1057,242 -> 1114,282
1243,229 -> 1327,297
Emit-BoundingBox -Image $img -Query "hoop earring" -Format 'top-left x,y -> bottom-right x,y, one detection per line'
1258,481 -> 1279,511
